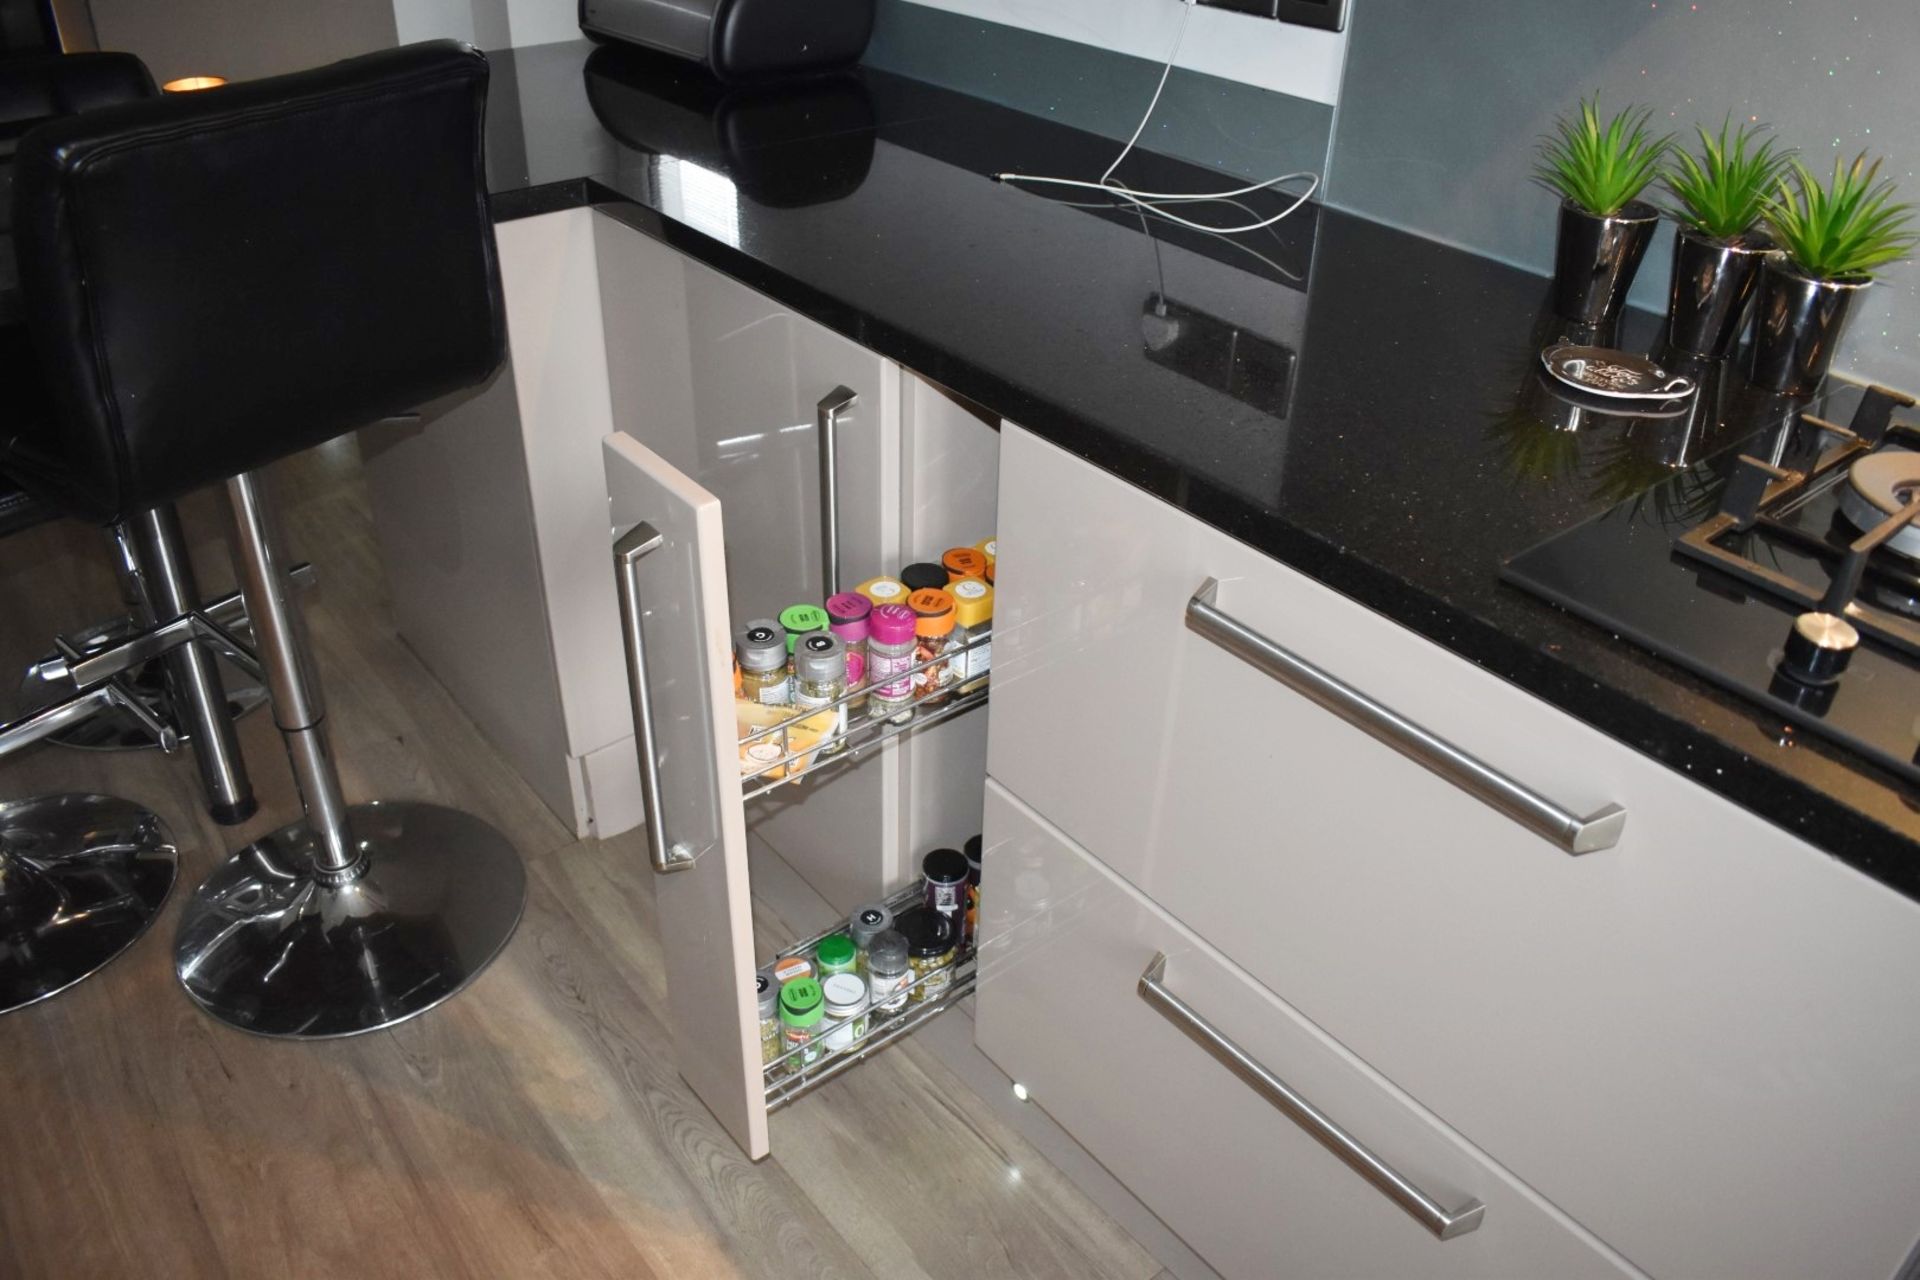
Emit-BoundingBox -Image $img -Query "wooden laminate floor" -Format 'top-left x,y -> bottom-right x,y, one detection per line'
0,441 -> 1164,1280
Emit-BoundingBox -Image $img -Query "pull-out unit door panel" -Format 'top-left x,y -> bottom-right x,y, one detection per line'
974,780 -> 1639,1280
604,431 -> 765,1159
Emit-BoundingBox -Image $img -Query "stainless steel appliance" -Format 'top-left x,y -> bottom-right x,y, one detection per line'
579,0 -> 875,82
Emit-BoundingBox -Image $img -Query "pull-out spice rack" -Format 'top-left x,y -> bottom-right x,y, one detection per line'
762,883 -> 977,1112
738,633 -> 990,802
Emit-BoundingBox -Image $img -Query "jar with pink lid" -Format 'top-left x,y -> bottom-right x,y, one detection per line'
866,603 -> 917,724
825,591 -> 871,715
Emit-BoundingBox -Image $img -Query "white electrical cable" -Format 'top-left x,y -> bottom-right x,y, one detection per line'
994,0 -> 1321,235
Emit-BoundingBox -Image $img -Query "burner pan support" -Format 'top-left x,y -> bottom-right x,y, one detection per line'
1841,451 -> 1920,562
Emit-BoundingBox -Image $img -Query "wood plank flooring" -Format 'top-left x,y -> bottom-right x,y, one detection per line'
0,441 -> 1161,1280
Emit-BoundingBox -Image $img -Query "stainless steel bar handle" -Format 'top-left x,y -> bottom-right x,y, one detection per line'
614,521 -> 698,874
1138,952 -> 1486,1241
817,387 -> 857,600
1186,578 -> 1627,855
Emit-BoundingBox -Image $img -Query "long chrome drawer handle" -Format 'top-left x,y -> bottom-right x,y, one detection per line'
614,520 -> 698,874
817,386 -> 857,600
1186,578 -> 1626,855
1138,952 -> 1486,1241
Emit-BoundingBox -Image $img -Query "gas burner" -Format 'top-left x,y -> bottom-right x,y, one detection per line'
1840,450 -> 1920,561
1504,380 -> 1920,788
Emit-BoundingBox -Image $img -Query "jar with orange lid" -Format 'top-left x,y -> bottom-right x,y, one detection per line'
941,546 -> 988,583
907,587 -> 960,708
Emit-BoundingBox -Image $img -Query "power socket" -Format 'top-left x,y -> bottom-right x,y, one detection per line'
1193,0 -> 1279,16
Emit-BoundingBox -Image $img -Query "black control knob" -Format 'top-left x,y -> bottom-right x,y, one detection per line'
1780,611 -> 1859,686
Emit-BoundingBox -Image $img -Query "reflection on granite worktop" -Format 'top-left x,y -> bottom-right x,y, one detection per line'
477,39 -> 1920,889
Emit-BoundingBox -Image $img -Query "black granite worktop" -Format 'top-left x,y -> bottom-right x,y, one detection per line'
479,40 -> 1920,897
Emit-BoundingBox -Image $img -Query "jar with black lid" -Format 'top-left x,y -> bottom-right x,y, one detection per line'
899,562 -> 949,594
922,847 -> 968,937
896,905 -> 956,1005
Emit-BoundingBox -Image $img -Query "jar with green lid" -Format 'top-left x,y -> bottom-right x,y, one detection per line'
778,976 -> 825,1076
896,906 -> 956,1005
792,631 -> 848,754
736,618 -> 790,706
815,933 -> 858,978
867,928 -> 910,1015
778,604 -> 829,670
756,969 -> 780,1068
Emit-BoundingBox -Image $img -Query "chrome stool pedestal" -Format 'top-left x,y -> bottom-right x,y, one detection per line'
174,470 -> 525,1038
0,794 -> 176,1015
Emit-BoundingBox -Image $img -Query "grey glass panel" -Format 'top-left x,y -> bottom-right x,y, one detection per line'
1324,0 -> 1920,389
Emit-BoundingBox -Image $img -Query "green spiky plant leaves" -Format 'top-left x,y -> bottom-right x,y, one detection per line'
1535,97 -> 1671,217
1763,152 -> 1917,280
1664,118 -> 1790,240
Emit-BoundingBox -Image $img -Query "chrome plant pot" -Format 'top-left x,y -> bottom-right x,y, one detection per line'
1552,199 -> 1660,324
1748,257 -> 1871,397
1665,227 -> 1769,359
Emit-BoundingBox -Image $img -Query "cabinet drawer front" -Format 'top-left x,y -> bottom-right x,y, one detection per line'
974,781 -> 1638,1280
989,425 -> 1920,1279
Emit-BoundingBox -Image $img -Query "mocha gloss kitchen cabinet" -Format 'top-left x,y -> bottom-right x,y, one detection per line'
980,422 -> 1920,1280
369,205 -> 1000,1160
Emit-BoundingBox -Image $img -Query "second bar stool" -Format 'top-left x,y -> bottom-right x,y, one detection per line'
10,41 -> 527,1037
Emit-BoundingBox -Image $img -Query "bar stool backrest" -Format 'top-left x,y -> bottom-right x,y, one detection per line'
8,40 -> 506,523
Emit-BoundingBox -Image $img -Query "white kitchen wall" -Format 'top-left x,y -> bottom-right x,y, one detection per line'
393,0 -> 576,49
900,0 -> 1346,105
90,0 -> 395,83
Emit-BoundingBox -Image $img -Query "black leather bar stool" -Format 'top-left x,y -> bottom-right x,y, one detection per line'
11,41 -> 526,1037
2,50 -> 261,815
0,51 -> 182,1016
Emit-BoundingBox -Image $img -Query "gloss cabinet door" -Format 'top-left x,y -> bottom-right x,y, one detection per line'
985,422 -> 1920,1280
594,211 -> 904,912
974,781 -> 1638,1280
603,431 -> 766,1158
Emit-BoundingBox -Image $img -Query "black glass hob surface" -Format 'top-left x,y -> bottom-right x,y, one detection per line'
1506,382 -> 1920,786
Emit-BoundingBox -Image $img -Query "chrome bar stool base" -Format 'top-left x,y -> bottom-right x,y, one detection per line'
0,794 -> 177,1015
173,799 -> 525,1038
18,617 -> 269,754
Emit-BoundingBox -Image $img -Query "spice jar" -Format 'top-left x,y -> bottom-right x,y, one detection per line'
856,576 -> 909,610
736,619 -> 790,705
866,928 -> 911,1015
907,588 -> 960,708
778,604 -> 829,668
847,902 -> 894,961
973,537 -> 996,566
792,632 -> 848,754
771,954 -> 812,987
815,933 -> 858,978
900,562 -> 948,594
825,592 -> 872,714
757,969 -> 780,1068
821,973 -> 869,1052
941,546 -> 988,583
866,603 -> 917,724
778,976 -> 825,1076
964,834 -> 982,949
949,577 -> 992,694
897,907 -> 956,1004
922,847 -> 968,938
